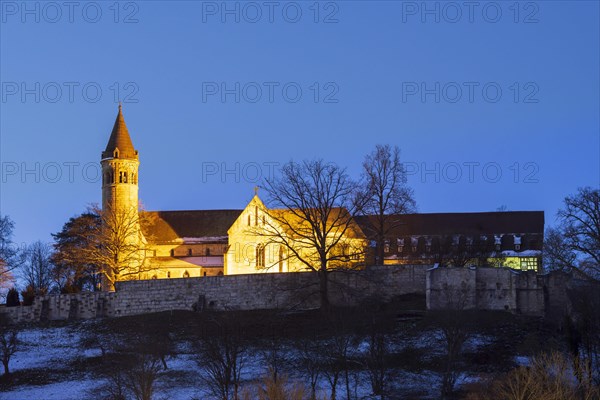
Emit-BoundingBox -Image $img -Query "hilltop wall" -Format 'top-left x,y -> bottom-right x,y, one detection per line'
1,265 -> 578,323
0,265 -> 428,323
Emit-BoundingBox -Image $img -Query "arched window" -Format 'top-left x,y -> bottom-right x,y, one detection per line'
183,270 -> 190,278
151,275 -> 157,280
278,246 -> 284,272
205,248 -> 211,256
170,249 -> 174,257
167,271 -> 171,278
218,271 -> 224,276
255,206 -> 258,226
188,248 -> 192,256
203,271 -> 207,277
256,244 -> 265,268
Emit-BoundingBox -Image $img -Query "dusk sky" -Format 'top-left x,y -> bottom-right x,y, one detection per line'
1,1 -> 598,246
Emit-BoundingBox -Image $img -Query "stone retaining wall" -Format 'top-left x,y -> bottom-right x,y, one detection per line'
1,265 -> 428,323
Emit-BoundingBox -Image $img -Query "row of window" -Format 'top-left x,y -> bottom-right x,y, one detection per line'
102,170 -> 138,185
255,244 -> 284,272
247,206 -> 267,226
170,248 -> 218,257
383,236 -> 540,254
150,270 -> 225,279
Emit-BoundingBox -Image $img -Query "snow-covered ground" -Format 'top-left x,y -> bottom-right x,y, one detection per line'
0,322 -> 507,399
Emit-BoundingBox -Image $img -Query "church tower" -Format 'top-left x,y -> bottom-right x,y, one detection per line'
101,104 -> 139,213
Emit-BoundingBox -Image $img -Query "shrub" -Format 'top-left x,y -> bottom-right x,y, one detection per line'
21,286 -> 35,306
5,288 -> 19,307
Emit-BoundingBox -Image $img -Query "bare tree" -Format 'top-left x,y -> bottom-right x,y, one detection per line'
567,284 -> 600,386
490,351 -> 599,400
0,315 -> 18,376
427,283 -> 475,399
545,187 -> 600,280
0,216 -> 22,298
124,353 -> 163,400
82,205 -> 156,291
363,330 -> 392,398
358,145 -> 416,265
20,241 -> 54,295
196,315 -> 247,400
260,160 -> 367,310
294,334 -> 322,400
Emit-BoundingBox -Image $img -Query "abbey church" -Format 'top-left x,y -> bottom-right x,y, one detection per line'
100,107 -> 544,284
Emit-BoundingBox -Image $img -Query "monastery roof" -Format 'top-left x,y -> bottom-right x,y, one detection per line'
142,209 -> 242,242
102,105 -> 138,159
354,211 -> 544,237
268,207 -> 366,240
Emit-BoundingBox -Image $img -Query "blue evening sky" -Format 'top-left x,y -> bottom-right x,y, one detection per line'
0,1 -> 599,245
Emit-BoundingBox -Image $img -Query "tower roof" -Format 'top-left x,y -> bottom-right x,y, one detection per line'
102,105 -> 138,159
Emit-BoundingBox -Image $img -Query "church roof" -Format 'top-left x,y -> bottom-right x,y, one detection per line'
102,105 -> 138,159
142,210 -> 243,242
354,211 -> 544,237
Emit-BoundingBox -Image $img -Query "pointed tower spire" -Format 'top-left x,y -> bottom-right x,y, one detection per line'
102,105 -> 138,159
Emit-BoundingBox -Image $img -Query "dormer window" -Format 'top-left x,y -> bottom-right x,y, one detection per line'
114,149 -> 119,158
514,235 -> 522,251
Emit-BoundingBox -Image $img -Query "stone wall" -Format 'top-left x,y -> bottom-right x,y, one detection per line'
2,265 -> 577,324
427,266 -> 546,316
0,265 -> 428,323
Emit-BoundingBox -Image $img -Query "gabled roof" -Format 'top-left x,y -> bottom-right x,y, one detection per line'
102,105 -> 138,159
268,207 -> 366,240
354,211 -> 545,237
142,210 -> 243,242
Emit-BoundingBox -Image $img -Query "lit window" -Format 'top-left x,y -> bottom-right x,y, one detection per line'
278,246 -> 284,272
520,257 -> 538,271
384,241 -> 390,253
256,244 -> 265,268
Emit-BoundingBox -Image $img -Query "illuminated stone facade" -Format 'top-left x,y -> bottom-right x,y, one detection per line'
224,194 -> 367,275
100,107 -> 543,286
